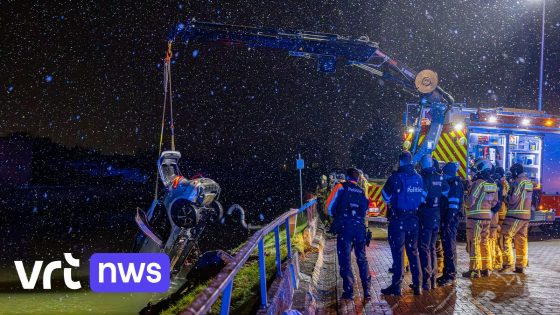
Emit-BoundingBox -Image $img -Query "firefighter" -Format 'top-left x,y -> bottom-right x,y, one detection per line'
487,166 -> 507,272
417,154 -> 449,290
325,168 -> 371,300
381,151 -> 424,296
500,163 -> 533,273
437,162 -> 464,286
493,166 -> 509,270
463,158 -> 499,278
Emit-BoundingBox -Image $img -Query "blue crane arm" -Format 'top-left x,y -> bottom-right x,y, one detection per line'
170,19 -> 455,159
172,20 -> 424,97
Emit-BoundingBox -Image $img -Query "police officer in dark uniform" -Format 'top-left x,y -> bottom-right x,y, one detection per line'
325,168 -> 371,300
417,154 -> 449,291
437,162 -> 464,286
381,151 -> 424,296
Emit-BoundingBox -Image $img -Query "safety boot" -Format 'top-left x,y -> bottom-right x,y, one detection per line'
437,276 -> 455,286
480,269 -> 492,277
499,265 -> 514,273
381,285 -> 401,296
462,270 -> 480,278
410,285 -> 422,296
514,267 -> 525,274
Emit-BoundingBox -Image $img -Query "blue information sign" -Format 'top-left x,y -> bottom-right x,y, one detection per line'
296,159 -> 304,170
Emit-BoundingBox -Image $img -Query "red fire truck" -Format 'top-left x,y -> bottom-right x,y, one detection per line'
367,105 -> 559,232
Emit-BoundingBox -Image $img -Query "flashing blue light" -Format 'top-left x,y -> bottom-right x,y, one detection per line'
44,75 -> 53,83
7,85 -> 14,93
420,97 -> 429,105
177,23 -> 185,31
192,49 -> 200,58
60,15 -> 65,20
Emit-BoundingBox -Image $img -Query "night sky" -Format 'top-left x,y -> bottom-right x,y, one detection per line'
2,0 -> 560,178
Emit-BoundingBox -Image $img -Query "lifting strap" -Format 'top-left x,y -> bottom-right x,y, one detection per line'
154,41 -> 176,200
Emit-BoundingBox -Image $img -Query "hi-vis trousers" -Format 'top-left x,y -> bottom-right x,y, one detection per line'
466,219 -> 491,271
493,202 -> 508,269
488,212 -> 500,271
501,217 -> 529,268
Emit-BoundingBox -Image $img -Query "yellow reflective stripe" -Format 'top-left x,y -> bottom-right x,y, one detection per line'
508,210 -> 531,214
471,182 -> 484,199
476,191 -> 486,211
483,183 -> 497,192
467,210 -> 491,214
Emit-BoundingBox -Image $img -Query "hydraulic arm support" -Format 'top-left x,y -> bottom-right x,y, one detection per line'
170,19 -> 455,160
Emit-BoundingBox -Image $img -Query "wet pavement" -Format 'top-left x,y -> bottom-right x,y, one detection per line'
331,235 -> 560,314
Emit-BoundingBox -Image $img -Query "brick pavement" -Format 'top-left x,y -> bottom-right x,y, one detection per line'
331,235 -> 560,315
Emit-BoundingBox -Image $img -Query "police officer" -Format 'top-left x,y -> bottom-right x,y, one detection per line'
381,151 -> 424,296
500,163 -> 533,273
418,154 -> 449,291
463,159 -> 498,278
436,162 -> 464,286
325,168 -> 371,300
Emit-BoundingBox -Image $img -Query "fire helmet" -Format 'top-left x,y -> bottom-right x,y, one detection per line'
474,158 -> 492,173
510,163 -> 525,179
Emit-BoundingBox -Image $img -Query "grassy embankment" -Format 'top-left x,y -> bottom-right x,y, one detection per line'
162,213 -> 314,315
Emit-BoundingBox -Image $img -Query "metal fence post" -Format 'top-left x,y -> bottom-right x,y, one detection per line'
285,217 -> 292,259
219,279 -> 233,315
274,226 -> 282,277
258,238 -> 267,308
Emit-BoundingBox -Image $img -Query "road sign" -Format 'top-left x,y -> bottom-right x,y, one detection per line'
296,159 -> 304,170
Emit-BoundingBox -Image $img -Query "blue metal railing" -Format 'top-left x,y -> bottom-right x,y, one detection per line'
182,198 -> 318,315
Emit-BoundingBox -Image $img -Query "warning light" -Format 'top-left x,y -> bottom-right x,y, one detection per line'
488,116 -> 497,123
522,118 -> 530,126
454,122 -> 464,131
407,127 -> 415,134
545,119 -> 553,126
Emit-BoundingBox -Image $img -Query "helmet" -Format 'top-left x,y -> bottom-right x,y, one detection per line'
510,163 -> 524,179
442,162 -> 459,176
494,166 -> 505,178
474,158 -> 492,173
420,154 -> 434,169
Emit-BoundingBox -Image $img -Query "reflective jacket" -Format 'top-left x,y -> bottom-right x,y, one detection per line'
420,167 -> 450,210
325,180 -> 369,224
506,174 -> 533,220
465,177 -> 498,220
381,164 -> 424,213
491,179 -> 504,214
